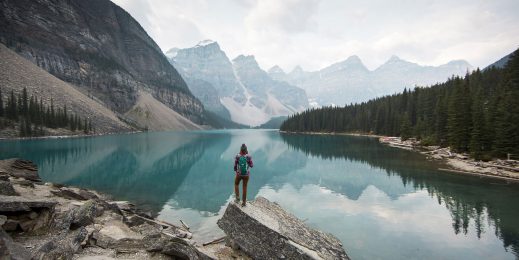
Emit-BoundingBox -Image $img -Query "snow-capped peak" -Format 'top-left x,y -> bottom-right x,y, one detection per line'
388,55 -> 401,62
195,39 -> 216,48
268,65 -> 285,74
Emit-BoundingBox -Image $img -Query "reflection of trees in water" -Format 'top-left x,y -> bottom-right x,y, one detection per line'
0,135 -> 211,214
64,139 -> 209,214
281,133 -> 519,256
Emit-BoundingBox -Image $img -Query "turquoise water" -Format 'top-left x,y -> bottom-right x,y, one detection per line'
1,130 -> 518,259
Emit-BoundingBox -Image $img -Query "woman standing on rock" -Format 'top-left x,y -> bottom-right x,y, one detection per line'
234,144 -> 253,207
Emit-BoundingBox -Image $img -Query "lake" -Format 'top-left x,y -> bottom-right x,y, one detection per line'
1,130 -> 518,259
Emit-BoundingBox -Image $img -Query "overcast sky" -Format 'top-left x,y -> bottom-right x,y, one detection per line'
111,0 -> 519,72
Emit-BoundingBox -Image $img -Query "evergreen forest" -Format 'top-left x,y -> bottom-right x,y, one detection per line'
0,87 -> 94,137
281,49 -> 519,160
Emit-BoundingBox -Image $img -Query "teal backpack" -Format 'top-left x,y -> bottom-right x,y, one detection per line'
238,155 -> 248,175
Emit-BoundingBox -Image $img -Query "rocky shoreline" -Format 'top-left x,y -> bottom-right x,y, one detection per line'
1,158 -> 349,259
0,158 -> 242,259
378,136 -> 519,182
280,131 -> 519,182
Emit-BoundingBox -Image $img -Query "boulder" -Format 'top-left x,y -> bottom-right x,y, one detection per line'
51,188 -> 89,201
73,200 -> 102,227
11,179 -> 35,188
0,159 -> 40,181
0,195 -> 57,212
0,173 -> 9,181
78,189 -> 99,200
33,226 -> 88,259
161,236 -> 212,260
217,197 -> 349,260
55,200 -> 102,231
2,219 -> 19,231
92,220 -> 144,251
0,228 -> 32,259
0,180 -> 18,196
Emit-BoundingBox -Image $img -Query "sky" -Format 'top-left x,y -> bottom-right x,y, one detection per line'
111,0 -> 519,72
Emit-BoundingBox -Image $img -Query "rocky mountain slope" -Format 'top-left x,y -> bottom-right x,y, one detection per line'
169,40 -> 308,127
269,56 -> 473,106
0,0 -> 204,130
485,52 -> 512,69
0,43 -> 131,134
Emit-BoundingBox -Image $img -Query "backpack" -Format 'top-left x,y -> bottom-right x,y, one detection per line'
238,155 -> 248,175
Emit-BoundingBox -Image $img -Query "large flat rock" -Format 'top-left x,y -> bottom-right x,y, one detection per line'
0,195 -> 57,212
217,196 -> 349,259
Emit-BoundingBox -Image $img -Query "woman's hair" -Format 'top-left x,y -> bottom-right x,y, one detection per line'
240,143 -> 248,154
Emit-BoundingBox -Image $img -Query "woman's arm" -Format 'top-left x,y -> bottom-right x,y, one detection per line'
233,155 -> 238,171
248,155 -> 253,168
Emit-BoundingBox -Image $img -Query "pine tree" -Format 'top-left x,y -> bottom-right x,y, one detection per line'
400,113 -> 412,141
447,78 -> 472,152
8,90 -> 17,120
83,118 -> 88,133
19,118 -> 25,137
494,50 -> 519,157
0,87 -> 4,117
25,117 -> 32,137
22,87 -> 28,116
470,89 -> 486,160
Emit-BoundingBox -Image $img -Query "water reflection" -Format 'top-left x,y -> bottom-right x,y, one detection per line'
0,130 -> 518,259
280,133 -> 519,257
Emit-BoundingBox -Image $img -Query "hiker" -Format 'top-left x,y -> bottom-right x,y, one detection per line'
234,143 -> 253,206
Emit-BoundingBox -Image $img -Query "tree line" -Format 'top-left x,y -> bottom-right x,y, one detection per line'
281,49 -> 519,160
0,87 -> 94,137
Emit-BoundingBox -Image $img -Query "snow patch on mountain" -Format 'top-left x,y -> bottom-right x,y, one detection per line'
195,39 -> 216,47
220,97 -> 270,127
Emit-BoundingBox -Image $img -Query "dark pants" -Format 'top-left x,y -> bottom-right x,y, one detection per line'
234,174 -> 249,204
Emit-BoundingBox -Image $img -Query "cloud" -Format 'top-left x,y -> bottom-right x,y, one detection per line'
245,0 -> 321,33
111,0 -> 519,72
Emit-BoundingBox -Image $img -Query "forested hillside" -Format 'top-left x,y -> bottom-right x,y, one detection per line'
0,87 -> 93,137
281,49 -> 519,159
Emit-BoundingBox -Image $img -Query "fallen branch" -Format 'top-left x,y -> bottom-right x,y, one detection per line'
482,163 -> 519,172
202,236 -> 226,246
180,219 -> 190,230
134,215 -> 188,232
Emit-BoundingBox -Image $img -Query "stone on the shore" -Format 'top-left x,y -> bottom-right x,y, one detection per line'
93,220 -> 144,251
161,236 -> 212,260
51,188 -> 90,201
217,196 -> 349,260
0,180 -> 18,196
0,173 -> 9,181
72,200 -> 101,228
78,189 -> 99,200
2,219 -> 19,231
34,226 -> 88,259
0,158 -> 40,181
0,195 -> 57,212
0,228 -> 32,259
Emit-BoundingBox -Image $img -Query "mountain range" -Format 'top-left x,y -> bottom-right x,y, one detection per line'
0,0 -> 491,132
269,55 -> 473,106
168,40 -> 309,127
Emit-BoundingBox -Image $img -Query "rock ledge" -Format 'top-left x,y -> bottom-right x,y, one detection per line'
217,196 -> 349,259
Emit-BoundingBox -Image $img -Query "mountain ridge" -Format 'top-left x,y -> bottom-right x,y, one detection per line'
0,0 -> 205,130
269,55 -> 473,106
